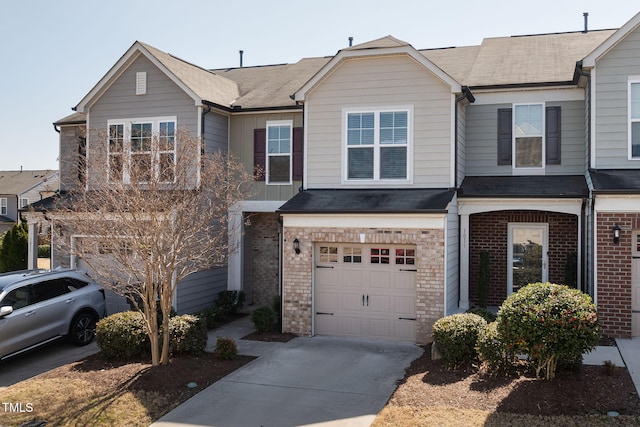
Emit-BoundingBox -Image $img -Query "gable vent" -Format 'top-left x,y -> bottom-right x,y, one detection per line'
136,72 -> 147,95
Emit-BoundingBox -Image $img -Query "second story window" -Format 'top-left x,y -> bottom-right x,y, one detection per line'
19,198 -> 29,208
108,117 -> 176,184
629,80 -> 640,159
514,104 -> 544,169
344,107 -> 411,182
266,121 -> 292,184
0,198 -> 7,215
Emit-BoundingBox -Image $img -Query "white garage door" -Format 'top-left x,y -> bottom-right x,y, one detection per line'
314,244 -> 417,342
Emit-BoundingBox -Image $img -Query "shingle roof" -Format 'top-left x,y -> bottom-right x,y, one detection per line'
278,189 -> 455,214
0,170 -> 58,195
590,170 -> 640,194
459,176 -> 589,198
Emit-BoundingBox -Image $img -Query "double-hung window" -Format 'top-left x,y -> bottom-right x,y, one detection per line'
0,198 -> 6,215
513,103 -> 544,169
629,80 -> 640,159
108,117 -> 176,183
266,121 -> 292,184
345,107 -> 410,182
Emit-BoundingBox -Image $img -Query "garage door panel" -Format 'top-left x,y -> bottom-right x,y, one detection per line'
315,244 -> 417,342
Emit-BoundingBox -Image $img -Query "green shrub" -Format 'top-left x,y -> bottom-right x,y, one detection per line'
215,290 -> 245,317
467,307 -> 497,323
251,305 -> 277,333
169,314 -> 207,355
214,336 -> 238,360
432,313 -> 487,368
0,221 -> 28,273
496,282 -> 600,380
476,322 -> 517,375
96,311 -> 150,359
37,244 -> 51,258
199,306 -> 226,329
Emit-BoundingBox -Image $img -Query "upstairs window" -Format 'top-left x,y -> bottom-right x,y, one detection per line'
19,198 -> 29,208
0,198 -> 6,215
629,80 -> 640,159
514,104 -> 543,168
108,117 -> 176,183
345,108 -> 410,182
266,121 -> 292,184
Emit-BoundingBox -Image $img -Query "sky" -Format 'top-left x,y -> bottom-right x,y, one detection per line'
1,1 -> 639,171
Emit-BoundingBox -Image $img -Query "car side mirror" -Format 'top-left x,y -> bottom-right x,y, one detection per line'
0,306 -> 13,318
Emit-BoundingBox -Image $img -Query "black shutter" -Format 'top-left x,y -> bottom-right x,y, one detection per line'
292,127 -> 303,181
497,108 -> 512,165
545,106 -> 561,165
253,128 -> 266,181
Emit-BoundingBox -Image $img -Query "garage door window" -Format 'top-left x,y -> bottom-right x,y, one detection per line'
371,248 -> 390,264
343,247 -> 362,263
319,246 -> 338,263
395,248 -> 415,265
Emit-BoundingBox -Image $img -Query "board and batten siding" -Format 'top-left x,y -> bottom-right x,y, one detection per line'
594,25 -> 640,168
175,267 -> 228,314
228,112 -> 303,201
465,100 -> 586,175
86,54 -> 199,185
305,55 -> 453,188
204,111 -> 229,153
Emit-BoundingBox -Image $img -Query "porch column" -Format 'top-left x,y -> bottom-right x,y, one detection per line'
27,220 -> 38,270
459,213 -> 470,310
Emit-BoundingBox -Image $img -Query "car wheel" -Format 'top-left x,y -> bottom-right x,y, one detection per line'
69,312 -> 97,346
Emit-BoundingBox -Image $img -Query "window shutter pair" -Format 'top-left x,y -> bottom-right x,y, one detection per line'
497,106 -> 561,165
253,127 -> 303,181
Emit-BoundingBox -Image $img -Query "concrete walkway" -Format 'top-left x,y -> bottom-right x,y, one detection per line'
152,317 -> 422,427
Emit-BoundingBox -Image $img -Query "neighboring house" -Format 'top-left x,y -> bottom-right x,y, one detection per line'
32,11 -> 640,339
0,170 -> 58,235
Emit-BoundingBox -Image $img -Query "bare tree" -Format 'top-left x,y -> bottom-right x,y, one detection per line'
50,128 -> 255,365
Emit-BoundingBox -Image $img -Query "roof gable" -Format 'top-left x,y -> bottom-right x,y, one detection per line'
75,41 -> 239,112
294,36 -> 461,101
583,11 -> 640,67
0,170 -> 58,195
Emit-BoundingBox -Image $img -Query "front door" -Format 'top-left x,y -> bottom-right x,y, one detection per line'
508,223 -> 548,294
632,231 -> 640,337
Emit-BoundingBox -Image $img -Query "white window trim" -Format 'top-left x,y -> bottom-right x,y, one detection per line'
107,116 -> 177,184
512,102 -> 545,175
19,198 -> 29,208
0,198 -> 7,215
627,77 -> 640,160
265,120 -> 293,185
341,105 -> 413,185
136,72 -> 147,95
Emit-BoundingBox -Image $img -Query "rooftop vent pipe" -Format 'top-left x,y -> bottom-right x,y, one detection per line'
239,50 -> 244,67
348,37 -> 353,47
583,12 -> 589,33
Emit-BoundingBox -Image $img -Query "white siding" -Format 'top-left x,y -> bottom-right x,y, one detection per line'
456,102 -> 466,186
305,55 -> 453,188
594,25 -> 640,168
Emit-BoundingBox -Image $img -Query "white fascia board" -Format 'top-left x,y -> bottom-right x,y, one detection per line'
76,42 -> 202,112
458,198 -> 584,216
231,200 -> 286,213
583,12 -> 640,68
294,46 -> 461,101
281,213 -> 446,229
470,87 -> 584,105
594,194 -> 640,212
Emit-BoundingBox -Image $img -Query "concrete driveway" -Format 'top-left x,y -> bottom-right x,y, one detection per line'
0,340 -> 98,390
153,336 -> 422,427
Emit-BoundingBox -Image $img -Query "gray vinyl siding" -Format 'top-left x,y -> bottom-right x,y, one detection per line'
204,111 -> 229,153
229,112 -> 303,201
594,26 -> 640,168
176,267 -> 228,314
465,101 -> 586,175
456,103 -> 466,186
445,198 -> 459,316
86,54 -> 198,185
20,175 -> 59,207
0,195 -> 17,221
305,55 -> 453,188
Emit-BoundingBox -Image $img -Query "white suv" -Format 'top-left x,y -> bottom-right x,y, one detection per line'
0,269 -> 106,360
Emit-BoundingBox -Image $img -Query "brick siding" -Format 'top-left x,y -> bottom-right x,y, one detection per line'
281,225 -> 445,344
248,213 -> 280,307
469,210 -> 579,306
596,213 -> 638,338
